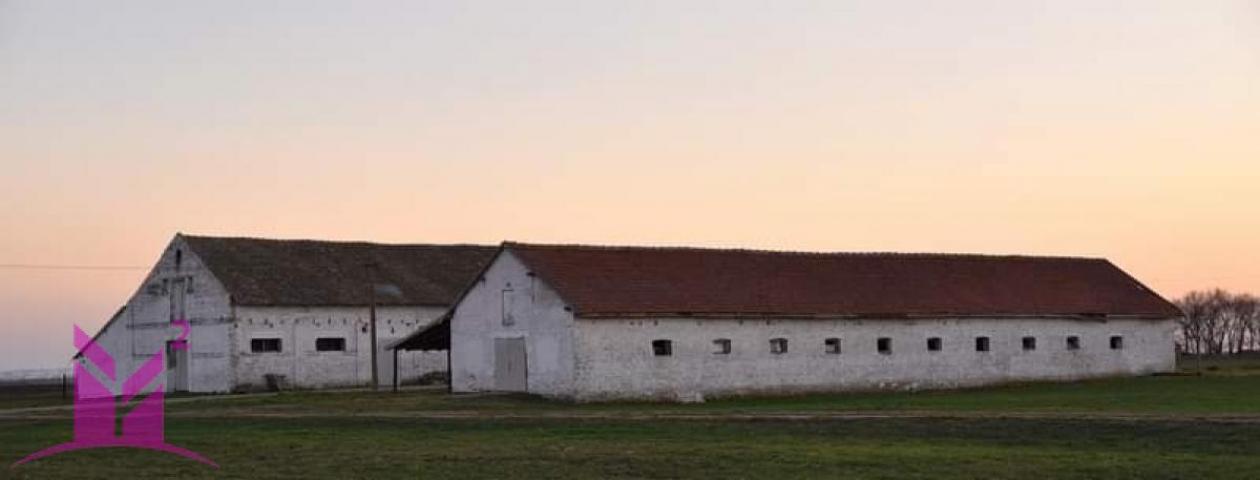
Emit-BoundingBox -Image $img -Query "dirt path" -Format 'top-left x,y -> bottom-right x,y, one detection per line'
0,385 -> 448,417
5,385 -> 1258,424
185,410 -> 1260,423
0,391 -> 279,417
7,405 -> 1260,424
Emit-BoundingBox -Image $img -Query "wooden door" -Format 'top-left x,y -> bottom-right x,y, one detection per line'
493,337 -> 527,392
167,278 -> 190,392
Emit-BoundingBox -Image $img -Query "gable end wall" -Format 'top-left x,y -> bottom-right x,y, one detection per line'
450,250 -> 577,398
83,236 -> 235,393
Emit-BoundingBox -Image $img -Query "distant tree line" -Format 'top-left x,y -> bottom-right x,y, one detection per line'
1175,289 -> 1260,355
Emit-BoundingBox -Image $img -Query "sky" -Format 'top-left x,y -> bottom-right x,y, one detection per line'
1,0 -> 1257,370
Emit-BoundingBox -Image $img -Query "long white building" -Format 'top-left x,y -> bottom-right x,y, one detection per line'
396,243 -> 1183,402
81,234 -> 495,393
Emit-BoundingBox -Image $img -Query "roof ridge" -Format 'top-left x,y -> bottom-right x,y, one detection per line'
181,233 -> 493,249
502,241 -> 1180,318
503,241 -> 1106,262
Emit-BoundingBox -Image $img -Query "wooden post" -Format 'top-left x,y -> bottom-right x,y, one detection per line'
392,347 -> 400,393
367,263 -> 379,391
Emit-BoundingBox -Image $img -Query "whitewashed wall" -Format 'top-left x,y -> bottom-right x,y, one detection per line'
450,250 -> 576,397
233,305 -> 447,390
446,251 -> 1177,402
571,316 -> 1177,401
85,235 -> 450,394
83,236 -> 235,394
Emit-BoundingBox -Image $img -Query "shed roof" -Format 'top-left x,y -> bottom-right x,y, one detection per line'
389,316 -> 451,351
507,243 -> 1182,319
182,235 -> 496,307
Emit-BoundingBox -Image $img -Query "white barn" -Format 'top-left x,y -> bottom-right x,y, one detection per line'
81,234 -> 495,393
396,243 -> 1183,402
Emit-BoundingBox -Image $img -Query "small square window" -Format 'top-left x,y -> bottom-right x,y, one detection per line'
1110,336 -> 1123,350
770,338 -> 789,354
975,337 -> 990,352
251,338 -> 281,353
927,337 -> 942,352
316,337 -> 345,352
1022,336 -> 1037,351
824,337 -> 841,354
652,339 -> 672,356
713,338 -> 732,355
1066,336 -> 1081,350
877,337 -> 892,355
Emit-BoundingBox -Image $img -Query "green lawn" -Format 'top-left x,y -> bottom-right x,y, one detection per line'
4,415 -> 1258,479
162,372 -> 1260,418
0,384 -> 70,411
4,365 -> 1260,479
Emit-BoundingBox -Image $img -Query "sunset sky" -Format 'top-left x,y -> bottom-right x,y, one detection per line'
2,1 -> 1258,370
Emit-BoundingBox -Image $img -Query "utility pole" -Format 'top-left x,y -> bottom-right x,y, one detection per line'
367,262 -> 379,391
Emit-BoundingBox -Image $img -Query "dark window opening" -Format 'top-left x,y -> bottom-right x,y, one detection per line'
174,249 -> 182,269
166,341 -> 179,368
770,338 -> 789,354
1067,336 -> 1081,350
501,289 -> 515,326
1022,336 -> 1037,351
316,337 -> 346,352
251,338 -> 281,353
824,337 -> 841,354
927,337 -> 942,351
652,339 -> 672,356
975,337 -> 990,352
713,339 -> 732,355
1110,336 -> 1123,350
877,337 -> 892,355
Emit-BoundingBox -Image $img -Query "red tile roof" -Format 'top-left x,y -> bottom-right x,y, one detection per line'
506,243 -> 1181,319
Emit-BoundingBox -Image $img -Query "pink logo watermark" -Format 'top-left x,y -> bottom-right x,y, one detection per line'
12,320 -> 217,468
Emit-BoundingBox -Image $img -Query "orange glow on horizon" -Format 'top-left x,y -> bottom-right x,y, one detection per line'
1,0 -> 1257,369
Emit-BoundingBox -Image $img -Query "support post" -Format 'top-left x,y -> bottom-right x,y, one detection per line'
392,347 -> 399,393
367,263 -> 379,391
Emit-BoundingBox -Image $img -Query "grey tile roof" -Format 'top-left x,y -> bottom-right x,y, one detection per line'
182,235 -> 496,307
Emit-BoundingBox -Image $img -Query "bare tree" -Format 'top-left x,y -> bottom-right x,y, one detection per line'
1175,289 -> 1260,355
1234,294 -> 1259,352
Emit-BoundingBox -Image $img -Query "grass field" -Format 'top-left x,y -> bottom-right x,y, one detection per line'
3,358 -> 1259,479
0,384 -> 68,411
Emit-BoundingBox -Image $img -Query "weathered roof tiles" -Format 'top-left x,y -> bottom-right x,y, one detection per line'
181,235 -> 497,307
506,243 -> 1182,319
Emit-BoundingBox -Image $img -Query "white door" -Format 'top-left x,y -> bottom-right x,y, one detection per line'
167,278 -> 190,392
493,337 -> 527,392
166,340 -> 189,392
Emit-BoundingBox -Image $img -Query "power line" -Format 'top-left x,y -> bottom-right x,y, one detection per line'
0,264 -> 147,271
